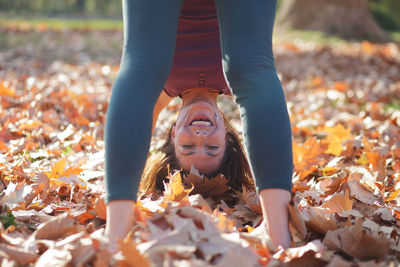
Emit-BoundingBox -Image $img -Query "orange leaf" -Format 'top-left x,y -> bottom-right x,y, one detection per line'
361,40 -> 376,54
366,151 -> 386,182
333,81 -> 349,92
256,246 -> 270,266
46,158 -> 66,179
64,165 -> 84,177
94,195 -> 107,220
323,124 -> 352,156
0,140 -> 8,153
292,137 -> 326,179
76,209 -> 95,224
163,171 -> 192,202
313,76 -> 323,87
386,188 -> 400,202
0,81 -> 15,96
215,212 -> 236,232
118,236 -> 150,267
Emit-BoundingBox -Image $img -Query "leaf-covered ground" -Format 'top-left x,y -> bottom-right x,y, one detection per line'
0,22 -> 400,266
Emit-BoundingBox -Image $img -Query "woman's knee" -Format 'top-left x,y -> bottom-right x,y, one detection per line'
223,56 -> 274,88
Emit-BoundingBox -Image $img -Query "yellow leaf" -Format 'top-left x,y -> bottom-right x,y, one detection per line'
119,236 -> 150,267
357,153 -> 369,165
215,212 -> 236,232
64,165 -> 84,177
163,171 -> 192,203
46,158 -> 66,179
323,124 -> 352,156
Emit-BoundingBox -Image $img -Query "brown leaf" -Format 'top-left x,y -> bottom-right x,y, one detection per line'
184,166 -> 230,197
93,249 -> 112,267
0,243 -> 37,265
272,239 -> 325,263
235,185 -> 262,214
347,179 -> 382,205
321,190 -> 353,213
366,151 -> 386,182
203,174 -> 230,197
323,219 -> 389,260
94,195 -> 107,220
33,213 -> 80,240
306,207 -> 338,234
288,204 -> 308,241
188,194 -> 212,213
34,248 -> 72,267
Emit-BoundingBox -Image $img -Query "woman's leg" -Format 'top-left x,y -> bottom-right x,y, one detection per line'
105,0 -> 183,203
214,0 -> 293,192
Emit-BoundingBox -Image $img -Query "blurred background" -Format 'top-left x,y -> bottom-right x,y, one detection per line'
0,0 -> 399,41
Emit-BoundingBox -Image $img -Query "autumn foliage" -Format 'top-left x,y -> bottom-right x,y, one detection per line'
0,23 -> 400,266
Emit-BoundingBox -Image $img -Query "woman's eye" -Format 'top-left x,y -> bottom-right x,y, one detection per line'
182,144 -> 194,149
207,145 -> 219,150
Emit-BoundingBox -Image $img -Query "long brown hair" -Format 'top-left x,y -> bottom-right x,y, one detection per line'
139,116 -> 255,198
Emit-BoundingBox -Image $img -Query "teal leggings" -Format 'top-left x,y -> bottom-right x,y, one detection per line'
105,0 -> 293,203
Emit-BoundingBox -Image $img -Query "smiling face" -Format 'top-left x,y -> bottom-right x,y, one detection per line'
172,100 -> 227,175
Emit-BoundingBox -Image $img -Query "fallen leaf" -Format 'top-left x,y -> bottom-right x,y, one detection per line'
33,213 -> 80,240
323,219 -> 389,261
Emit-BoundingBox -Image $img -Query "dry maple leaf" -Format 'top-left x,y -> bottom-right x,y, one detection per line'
45,158 -> 67,179
235,185 -> 262,214
184,166 -> 230,198
321,190 -> 353,213
94,195 -> 107,220
366,151 -> 387,182
33,213 -> 80,240
272,239 -> 325,263
163,171 -> 192,203
118,234 -> 151,267
323,219 -> 389,261
322,124 -> 352,156
292,137 -> 326,179
0,243 -> 37,265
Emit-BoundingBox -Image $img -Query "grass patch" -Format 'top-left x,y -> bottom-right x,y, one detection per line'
390,31 -> 400,43
0,15 -> 123,31
274,29 -> 347,46
0,210 -> 17,229
385,99 -> 400,112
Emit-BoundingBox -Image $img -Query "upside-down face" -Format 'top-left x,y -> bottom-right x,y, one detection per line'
172,99 -> 226,175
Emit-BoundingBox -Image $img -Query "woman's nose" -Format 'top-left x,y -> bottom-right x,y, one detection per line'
195,130 -> 207,136
191,127 -> 209,137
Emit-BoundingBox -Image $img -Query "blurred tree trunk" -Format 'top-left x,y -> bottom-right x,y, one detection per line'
75,0 -> 86,12
276,0 -> 390,42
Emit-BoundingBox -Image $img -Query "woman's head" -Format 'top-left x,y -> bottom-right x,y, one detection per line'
140,107 -> 255,198
172,99 -> 226,176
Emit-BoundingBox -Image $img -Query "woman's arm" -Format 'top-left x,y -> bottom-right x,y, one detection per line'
105,91 -> 172,252
105,200 -> 135,252
152,90 -> 173,132
259,188 -> 291,249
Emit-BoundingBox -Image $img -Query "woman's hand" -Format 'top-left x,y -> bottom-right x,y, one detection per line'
259,188 -> 291,249
105,200 -> 136,253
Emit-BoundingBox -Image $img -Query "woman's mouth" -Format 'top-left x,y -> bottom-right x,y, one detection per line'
189,112 -> 214,127
190,119 -> 212,127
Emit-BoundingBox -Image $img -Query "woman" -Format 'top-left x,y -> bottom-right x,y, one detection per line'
140,98 -> 256,199
104,0 -> 293,251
